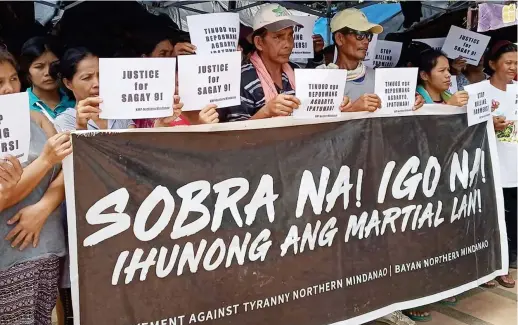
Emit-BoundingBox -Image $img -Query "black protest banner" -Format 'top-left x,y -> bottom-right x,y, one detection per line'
64,107 -> 507,325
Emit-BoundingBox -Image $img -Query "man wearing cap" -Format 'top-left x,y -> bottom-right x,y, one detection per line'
219,4 -> 350,122
320,8 -> 423,112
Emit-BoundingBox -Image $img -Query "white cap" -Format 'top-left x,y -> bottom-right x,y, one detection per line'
252,4 -> 302,32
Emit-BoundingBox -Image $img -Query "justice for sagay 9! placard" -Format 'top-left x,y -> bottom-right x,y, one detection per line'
99,57 -> 176,119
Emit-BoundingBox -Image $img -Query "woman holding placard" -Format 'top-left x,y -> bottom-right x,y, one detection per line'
0,49 -> 74,325
20,37 -> 75,121
485,41 -> 517,288
414,49 -> 470,106
50,47 -> 137,131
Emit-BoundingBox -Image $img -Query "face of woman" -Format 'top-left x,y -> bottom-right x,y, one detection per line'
29,50 -> 59,91
150,40 -> 175,58
64,55 -> 99,101
423,56 -> 451,92
0,61 -> 21,95
491,51 -> 517,82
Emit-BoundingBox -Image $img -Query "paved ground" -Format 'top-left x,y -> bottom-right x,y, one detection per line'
52,270 -> 517,325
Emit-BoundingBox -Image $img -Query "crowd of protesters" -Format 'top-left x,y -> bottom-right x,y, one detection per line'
0,4 -> 516,325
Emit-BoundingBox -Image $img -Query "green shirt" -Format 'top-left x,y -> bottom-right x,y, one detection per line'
27,87 -> 76,120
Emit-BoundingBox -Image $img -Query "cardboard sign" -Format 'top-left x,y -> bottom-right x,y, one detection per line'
178,52 -> 241,111
441,26 -> 491,65
504,84 -> 518,121
448,75 -> 459,94
290,16 -> 317,59
413,37 -> 446,51
99,58 -> 176,119
374,67 -> 418,115
371,40 -> 403,68
465,80 -> 492,126
293,68 -> 346,119
0,92 -> 30,163
187,12 -> 240,54
363,34 -> 379,67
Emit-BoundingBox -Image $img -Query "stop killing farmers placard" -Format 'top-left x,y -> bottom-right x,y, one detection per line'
99,58 -> 176,119
178,52 -> 241,111
0,92 -> 30,163
187,12 -> 240,54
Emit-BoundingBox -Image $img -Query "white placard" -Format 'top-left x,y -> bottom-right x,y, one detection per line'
363,34 -> 379,67
441,26 -> 491,65
293,68 -> 346,119
290,16 -> 317,59
178,52 -> 241,111
0,92 -> 30,163
371,40 -> 403,68
448,75 -> 459,94
374,67 -> 418,115
464,80 -> 492,126
99,58 -> 176,119
413,37 -> 446,51
503,84 -> 518,121
187,12 -> 240,54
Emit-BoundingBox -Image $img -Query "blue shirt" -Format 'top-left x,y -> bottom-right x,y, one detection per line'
27,87 -> 76,120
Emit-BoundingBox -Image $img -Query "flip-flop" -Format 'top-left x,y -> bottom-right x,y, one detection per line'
403,310 -> 432,322
438,296 -> 458,306
496,275 -> 516,288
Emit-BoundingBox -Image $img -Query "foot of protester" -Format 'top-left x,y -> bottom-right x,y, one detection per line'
481,279 -> 498,288
496,274 -> 516,288
438,296 -> 458,306
403,309 -> 431,322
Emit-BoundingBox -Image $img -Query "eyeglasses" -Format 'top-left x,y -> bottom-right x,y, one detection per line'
345,28 -> 373,42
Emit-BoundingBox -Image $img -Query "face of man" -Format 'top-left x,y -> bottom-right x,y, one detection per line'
255,26 -> 295,64
335,29 -> 372,61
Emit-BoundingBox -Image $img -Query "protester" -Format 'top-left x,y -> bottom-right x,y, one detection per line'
0,48 -> 72,325
19,36 -> 75,120
322,8 -> 424,112
219,4 -> 350,122
485,41 -> 517,286
50,47 -> 136,131
415,49 -> 469,106
450,55 -> 488,91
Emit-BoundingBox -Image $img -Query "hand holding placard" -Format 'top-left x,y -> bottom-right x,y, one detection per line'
0,155 -> 23,196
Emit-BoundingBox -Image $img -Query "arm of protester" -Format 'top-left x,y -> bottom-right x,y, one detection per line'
493,116 -> 513,131
3,133 -> 72,209
30,111 -> 58,138
340,96 -> 353,112
347,94 -> 381,112
174,42 -> 197,56
76,97 -> 102,130
413,94 -> 425,110
182,104 -> 220,125
6,171 -> 65,250
450,57 -> 467,75
0,156 -> 23,211
306,34 -> 325,68
154,95 -> 184,128
446,91 -> 469,107
252,94 -> 301,119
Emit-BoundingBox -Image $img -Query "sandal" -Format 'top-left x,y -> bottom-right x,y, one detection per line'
480,280 -> 497,288
438,296 -> 458,306
403,309 -> 432,322
496,274 -> 516,288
